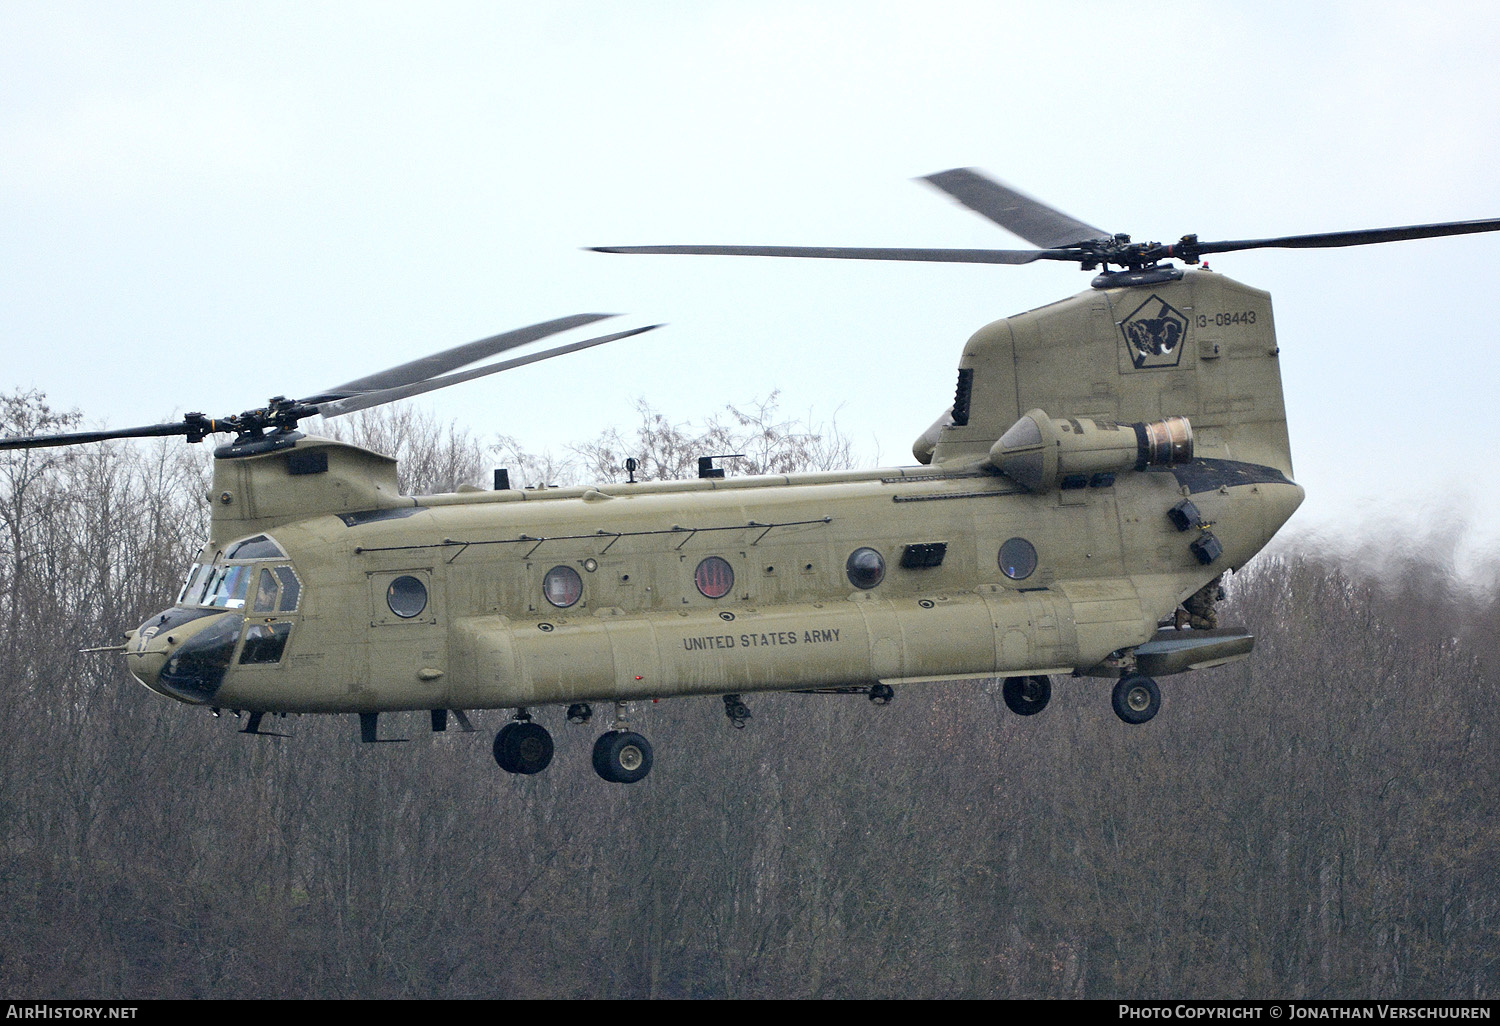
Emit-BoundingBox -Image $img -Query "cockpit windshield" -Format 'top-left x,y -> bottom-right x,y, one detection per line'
209,565 -> 251,608
176,536 -> 301,612
177,563 -> 213,605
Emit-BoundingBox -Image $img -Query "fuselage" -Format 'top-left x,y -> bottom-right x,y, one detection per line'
125,268 -> 1305,719
125,441 -> 1303,715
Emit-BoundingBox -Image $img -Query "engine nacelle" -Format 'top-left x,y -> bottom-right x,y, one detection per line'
988,409 -> 1193,492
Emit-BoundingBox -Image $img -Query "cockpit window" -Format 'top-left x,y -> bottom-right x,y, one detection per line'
252,569 -> 279,613
209,565 -> 252,609
273,566 -> 301,612
177,563 -> 210,605
240,622 -> 292,665
225,534 -> 286,560
180,558 -> 301,610
191,566 -> 225,606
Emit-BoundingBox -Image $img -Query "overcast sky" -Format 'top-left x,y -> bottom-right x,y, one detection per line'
5,2 -> 1500,567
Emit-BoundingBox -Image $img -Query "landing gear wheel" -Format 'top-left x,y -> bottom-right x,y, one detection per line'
1002,675 -> 1052,716
1112,675 -> 1161,725
493,721 -> 554,774
868,683 -> 894,705
592,730 -> 654,783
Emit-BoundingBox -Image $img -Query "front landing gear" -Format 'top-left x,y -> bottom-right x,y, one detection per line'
592,700 -> 654,783
1112,675 -> 1161,725
493,715 -> 554,774
593,731 -> 653,783
722,694 -> 752,729
1002,675 -> 1052,716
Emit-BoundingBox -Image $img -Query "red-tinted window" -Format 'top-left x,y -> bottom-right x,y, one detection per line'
695,556 -> 734,600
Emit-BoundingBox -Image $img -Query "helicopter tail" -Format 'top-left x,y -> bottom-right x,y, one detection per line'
924,269 -> 1293,477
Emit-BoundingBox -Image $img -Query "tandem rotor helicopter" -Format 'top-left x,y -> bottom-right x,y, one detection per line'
6,168 -> 1499,783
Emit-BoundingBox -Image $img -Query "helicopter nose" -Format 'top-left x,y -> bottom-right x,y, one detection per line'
129,648 -> 171,696
126,608 -> 244,705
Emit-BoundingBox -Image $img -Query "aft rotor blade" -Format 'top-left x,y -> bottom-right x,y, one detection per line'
589,244 -> 1059,265
1191,218 -> 1500,256
307,312 -> 619,403
316,324 -> 663,417
0,420 -> 203,452
920,168 -> 1111,249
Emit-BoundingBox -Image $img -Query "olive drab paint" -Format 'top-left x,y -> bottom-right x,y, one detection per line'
931,271 -> 1291,477
123,270 -> 1304,749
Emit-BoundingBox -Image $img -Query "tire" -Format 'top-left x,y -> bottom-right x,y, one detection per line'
493,724 -> 516,771
1112,676 -> 1161,725
592,730 -> 654,783
493,721 -> 554,774
1001,675 -> 1051,716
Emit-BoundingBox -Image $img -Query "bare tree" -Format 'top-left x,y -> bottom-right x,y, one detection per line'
571,392 -> 856,483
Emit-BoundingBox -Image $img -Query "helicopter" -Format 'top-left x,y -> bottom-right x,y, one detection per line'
6,169 -> 1499,784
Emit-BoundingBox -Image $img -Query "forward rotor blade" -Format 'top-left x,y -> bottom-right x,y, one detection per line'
306,312 -> 619,403
316,324 -> 663,418
589,244 -> 1056,265
0,421 -> 200,452
920,168 -> 1111,249
1192,218 -> 1500,256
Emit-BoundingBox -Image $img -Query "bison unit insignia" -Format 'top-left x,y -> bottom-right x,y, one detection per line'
1120,294 -> 1188,369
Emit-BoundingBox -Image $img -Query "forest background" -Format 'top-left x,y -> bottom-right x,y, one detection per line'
0,392 -> 1496,1000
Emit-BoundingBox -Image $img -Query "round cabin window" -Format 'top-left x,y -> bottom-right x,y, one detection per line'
543,565 -> 584,608
387,575 -> 429,618
999,538 -> 1038,581
695,556 -> 734,600
846,547 -> 886,590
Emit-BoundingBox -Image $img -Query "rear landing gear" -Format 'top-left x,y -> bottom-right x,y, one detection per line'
1002,675 -> 1052,716
1112,675 -> 1161,725
493,715 -> 554,774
